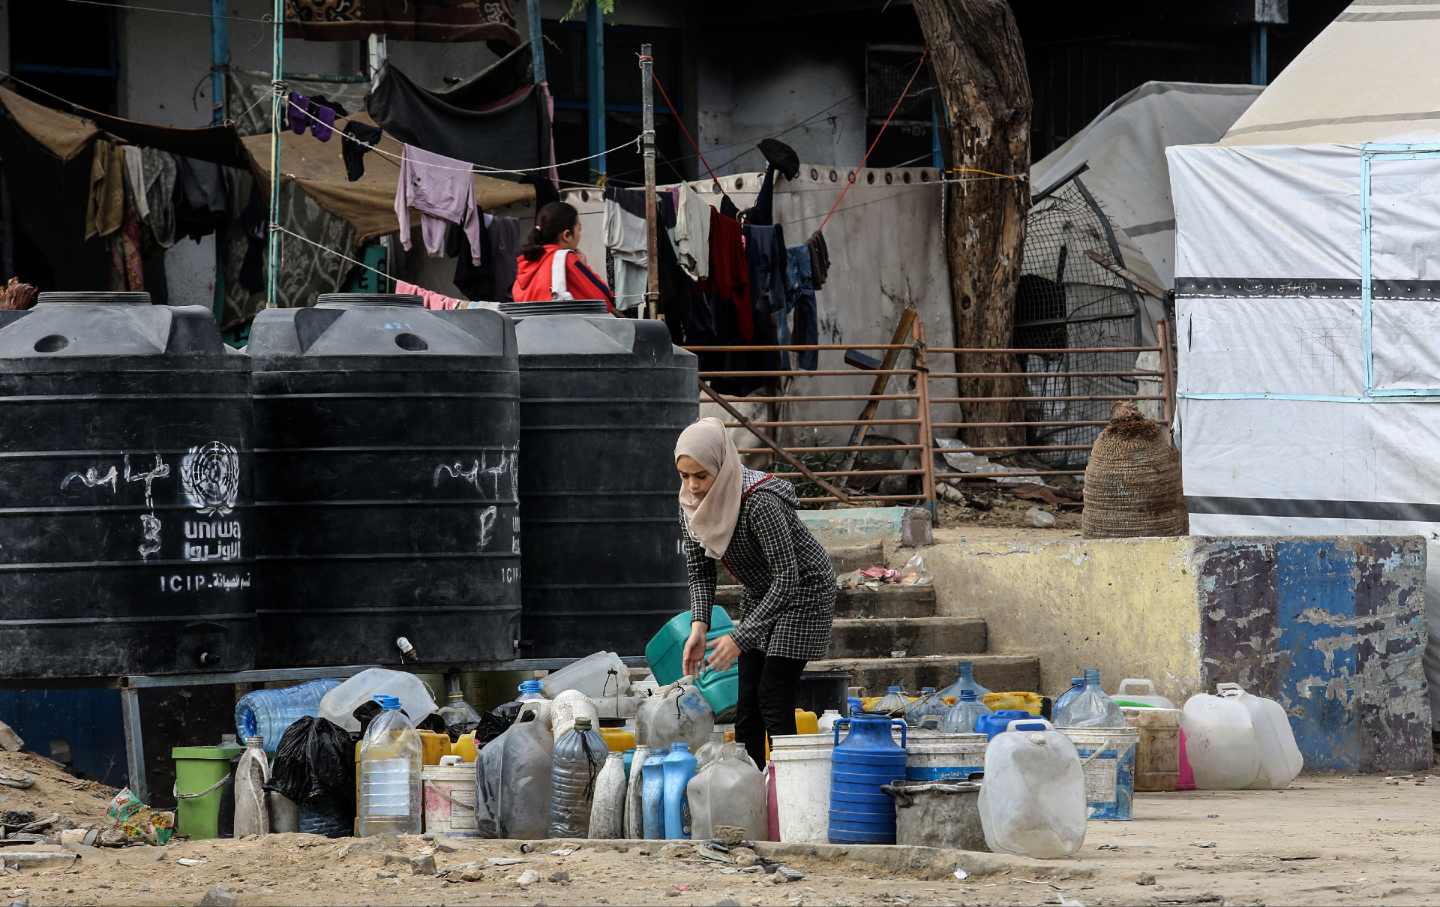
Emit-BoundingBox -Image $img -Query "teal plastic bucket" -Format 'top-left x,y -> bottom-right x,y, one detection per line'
645,607 -> 739,719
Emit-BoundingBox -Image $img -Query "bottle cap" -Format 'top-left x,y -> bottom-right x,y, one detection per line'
244,736 -> 263,748
373,694 -> 401,710
670,741 -> 689,752
573,716 -> 592,731
519,679 -> 544,694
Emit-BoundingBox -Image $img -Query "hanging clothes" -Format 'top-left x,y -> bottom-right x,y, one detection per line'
743,223 -> 787,315
522,172 -> 560,209
121,145 -> 150,224
341,122 -> 383,181
487,215 -> 522,303
396,280 -> 463,311
395,143 -> 482,264
604,195 -> 648,312
670,182 -> 710,280
449,211 -> 495,299
288,92 -> 311,134
85,139 -> 125,240
701,209 -> 752,342
806,229 -> 830,289
173,156 -> 228,242
140,147 -> 177,248
785,245 -> 819,370
511,245 -> 613,310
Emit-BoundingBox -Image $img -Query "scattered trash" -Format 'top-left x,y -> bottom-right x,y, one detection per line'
1026,506 -> 1057,529
175,858 -> 206,867
953,867 -> 969,880
549,846 -> 579,857
487,857 -> 526,867
1137,873 -> 1157,886
549,870 -> 571,883
104,789 -> 172,846
1191,841 -> 1217,849
0,775 -> 32,791
516,869 -> 540,888
838,556 -> 932,590
1097,844 -> 1119,851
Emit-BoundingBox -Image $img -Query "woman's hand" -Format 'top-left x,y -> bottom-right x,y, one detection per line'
682,623 -> 707,677
706,634 -> 741,672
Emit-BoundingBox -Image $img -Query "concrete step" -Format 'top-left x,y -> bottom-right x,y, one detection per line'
807,654 -> 1041,696
829,616 -> 987,659
715,584 -> 936,619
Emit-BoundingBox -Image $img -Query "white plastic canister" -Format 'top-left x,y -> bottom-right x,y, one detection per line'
422,755 -> 479,837
904,733 -> 987,782
1181,685 -> 1262,790
769,733 -> 834,843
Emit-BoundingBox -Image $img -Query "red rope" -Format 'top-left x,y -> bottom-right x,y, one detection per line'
816,50 -> 929,234
649,69 -> 721,187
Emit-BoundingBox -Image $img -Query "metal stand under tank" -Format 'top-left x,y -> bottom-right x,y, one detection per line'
502,301 -> 698,658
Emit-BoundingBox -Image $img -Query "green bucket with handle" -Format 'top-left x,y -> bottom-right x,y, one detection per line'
172,745 -> 243,840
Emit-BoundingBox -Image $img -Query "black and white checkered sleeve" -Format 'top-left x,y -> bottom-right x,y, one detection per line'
730,493 -> 799,653
682,518 -> 717,628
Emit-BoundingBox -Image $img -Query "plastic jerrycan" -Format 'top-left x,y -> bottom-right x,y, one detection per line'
1180,685 -> 1263,790
641,751 -> 666,839
1217,683 -> 1302,789
827,715 -> 908,844
1114,678 -> 1178,710
978,718 -> 1087,859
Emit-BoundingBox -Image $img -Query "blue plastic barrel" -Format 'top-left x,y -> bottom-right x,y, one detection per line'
828,715 -> 908,844
976,709 -> 1034,740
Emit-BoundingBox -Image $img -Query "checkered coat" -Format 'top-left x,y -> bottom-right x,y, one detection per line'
683,468 -> 836,660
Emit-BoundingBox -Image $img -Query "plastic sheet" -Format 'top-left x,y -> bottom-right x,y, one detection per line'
266,717 -> 356,823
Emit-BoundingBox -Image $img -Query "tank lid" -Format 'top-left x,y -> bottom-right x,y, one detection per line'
373,694 -> 402,710
37,291 -> 150,306
315,293 -> 424,308
500,300 -> 609,319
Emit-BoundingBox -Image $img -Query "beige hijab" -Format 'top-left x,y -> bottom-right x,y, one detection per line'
675,417 -> 744,559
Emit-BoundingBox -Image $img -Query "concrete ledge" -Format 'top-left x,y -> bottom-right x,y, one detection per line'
923,530 -> 1432,774
800,507 -> 907,549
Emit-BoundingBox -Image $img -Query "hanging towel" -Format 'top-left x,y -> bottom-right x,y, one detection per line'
85,139 -> 125,240
395,143 -> 482,264
140,147 -> 178,248
670,182 -> 711,280
121,145 -> 150,223
396,280 -> 463,311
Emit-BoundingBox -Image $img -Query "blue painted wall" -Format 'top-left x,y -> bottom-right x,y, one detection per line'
1197,536 -> 1430,774
0,688 -> 127,787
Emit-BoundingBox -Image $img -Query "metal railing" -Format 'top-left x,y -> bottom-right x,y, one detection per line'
686,318 -> 1176,512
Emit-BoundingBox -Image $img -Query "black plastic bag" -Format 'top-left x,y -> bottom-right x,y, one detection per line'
476,700 -> 522,746
266,716 -> 356,820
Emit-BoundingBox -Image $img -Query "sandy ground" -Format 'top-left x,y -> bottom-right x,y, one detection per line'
0,773 -> 1436,906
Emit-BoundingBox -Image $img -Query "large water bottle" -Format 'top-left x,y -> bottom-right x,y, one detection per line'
938,661 -> 990,707
661,742 -> 697,839
1055,668 -> 1124,728
1053,676 -> 1085,715
234,679 -> 341,754
904,687 -> 945,728
869,684 -> 909,717
357,694 -> 422,836
548,716 -> 607,838
939,689 -> 991,734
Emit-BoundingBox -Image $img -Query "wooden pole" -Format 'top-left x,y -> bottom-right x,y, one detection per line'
698,381 -> 852,504
639,43 -> 659,320
265,0 -> 284,309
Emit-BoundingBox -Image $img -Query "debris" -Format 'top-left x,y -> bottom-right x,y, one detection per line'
1097,844 -> 1119,851
954,868 -> 969,880
0,838 -> 45,848
432,837 -> 460,853
410,854 -> 437,876
0,775 -> 30,791
549,871 -> 570,884
659,842 -> 691,860
549,846 -> 579,857
713,900 -> 742,907
1191,841 -> 1216,849
0,853 -> 77,868
0,726 -> 22,755
375,870 -> 397,880
697,846 -> 733,864
56,830 -> 97,848
733,848 -> 760,868
198,885 -> 238,907
712,825 -> 746,847
458,865 -> 484,883
1026,506 -> 1058,528
0,815 -> 33,829
1137,873 -> 1157,886
176,858 -> 206,867
488,857 -> 526,867
16,816 -> 55,835
517,869 -> 540,888
769,866 -> 804,883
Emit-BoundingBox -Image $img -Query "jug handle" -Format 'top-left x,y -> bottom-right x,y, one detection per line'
1006,718 -> 1053,733
1117,678 -> 1155,696
832,718 -> 851,746
891,719 -> 908,749
1215,682 -> 1245,697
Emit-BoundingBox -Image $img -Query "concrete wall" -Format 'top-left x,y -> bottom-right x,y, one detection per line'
922,528 -> 1432,774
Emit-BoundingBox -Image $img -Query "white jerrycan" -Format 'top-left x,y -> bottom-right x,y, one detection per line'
978,718 -> 1087,859
1215,683 -> 1303,789
1181,684 -> 1262,790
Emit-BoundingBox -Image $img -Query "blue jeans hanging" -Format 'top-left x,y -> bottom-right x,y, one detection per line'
785,245 -> 819,370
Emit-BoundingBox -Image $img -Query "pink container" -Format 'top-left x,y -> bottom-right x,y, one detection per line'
765,761 -> 779,841
1177,727 -> 1196,791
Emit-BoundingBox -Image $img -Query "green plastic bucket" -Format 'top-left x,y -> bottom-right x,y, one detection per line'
172,745 -> 243,840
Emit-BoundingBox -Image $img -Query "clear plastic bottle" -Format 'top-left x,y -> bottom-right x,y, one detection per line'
234,679 -> 341,754
938,661 -> 990,707
437,674 -> 482,740
233,736 -> 270,837
1053,676 -> 1085,716
518,679 -> 546,702
357,694 -> 423,836
904,687 -> 938,727
1054,668 -> 1124,728
939,688 -> 991,734
870,684 -> 909,717
548,716 -> 607,838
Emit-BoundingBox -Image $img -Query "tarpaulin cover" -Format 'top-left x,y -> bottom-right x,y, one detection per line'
1168,137 -> 1440,723
1032,81 -> 1260,290
0,86 -> 95,161
367,59 -> 551,174
240,113 -> 534,242
283,0 -> 519,45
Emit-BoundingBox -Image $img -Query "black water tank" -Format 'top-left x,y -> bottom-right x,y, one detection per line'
0,292 -> 254,679
502,301 -> 697,657
249,294 -> 520,667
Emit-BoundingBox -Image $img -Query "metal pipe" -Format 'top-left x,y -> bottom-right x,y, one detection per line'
685,343 -> 913,352
934,443 -> 1094,453
706,393 -> 918,404
932,420 -> 1109,429
738,444 -> 921,455
722,418 -> 922,429
698,369 -> 917,378
936,469 -> 1083,478
585,0 -> 605,182
265,0 -> 283,310
927,370 -> 1162,380
211,0 -> 230,327
699,380 -> 852,503
639,43 -> 659,318
927,345 -> 1159,355
931,394 -> 1164,404
1157,319 -> 1176,425
912,316 -> 937,515
799,495 -> 928,504
771,469 -> 924,478
526,0 -> 547,84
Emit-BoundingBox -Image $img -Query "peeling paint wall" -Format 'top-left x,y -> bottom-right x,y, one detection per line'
1196,537 -> 1431,774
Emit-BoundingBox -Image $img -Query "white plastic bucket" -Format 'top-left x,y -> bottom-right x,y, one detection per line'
905,733 -> 987,782
1061,727 -> 1139,821
422,758 -> 479,837
769,732 -> 834,843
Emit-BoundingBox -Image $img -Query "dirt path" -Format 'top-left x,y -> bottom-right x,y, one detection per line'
3,774 -> 1438,906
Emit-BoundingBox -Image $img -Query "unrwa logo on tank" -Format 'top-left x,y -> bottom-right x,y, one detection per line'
181,441 -> 241,516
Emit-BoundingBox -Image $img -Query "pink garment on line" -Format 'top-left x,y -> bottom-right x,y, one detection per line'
396,280 -> 462,311
395,144 -> 482,265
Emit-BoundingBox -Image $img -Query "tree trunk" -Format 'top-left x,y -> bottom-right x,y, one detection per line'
913,0 -> 1031,450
